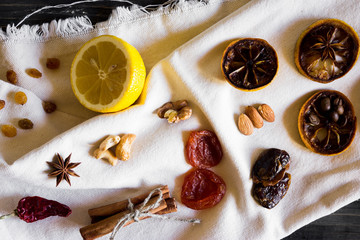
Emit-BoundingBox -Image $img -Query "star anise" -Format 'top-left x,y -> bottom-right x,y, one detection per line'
47,153 -> 80,187
310,27 -> 347,61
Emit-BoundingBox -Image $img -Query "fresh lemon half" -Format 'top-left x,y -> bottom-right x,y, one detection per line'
70,35 -> 146,113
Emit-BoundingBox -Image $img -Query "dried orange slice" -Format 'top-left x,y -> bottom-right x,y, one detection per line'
298,90 -> 356,155
70,35 -> 146,113
295,19 -> 359,83
221,38 -> 278,91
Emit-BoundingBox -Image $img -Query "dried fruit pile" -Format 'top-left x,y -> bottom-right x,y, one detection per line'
251,148 -> 291,209
181,130 -> 226,210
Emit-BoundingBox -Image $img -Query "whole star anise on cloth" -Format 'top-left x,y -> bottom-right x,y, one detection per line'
47,153 -> 81,187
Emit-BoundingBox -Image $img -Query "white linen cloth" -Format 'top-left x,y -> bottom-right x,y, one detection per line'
1,0 -> 360,239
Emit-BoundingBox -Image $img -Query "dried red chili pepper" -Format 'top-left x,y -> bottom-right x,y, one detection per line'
0,196 -> 71,223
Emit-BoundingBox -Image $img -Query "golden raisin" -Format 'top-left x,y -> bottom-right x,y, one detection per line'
14,91 -> 27,105
46,58 -> 60,69
18,118 -> 34,129
1,124 -> 17,137
0,100 -> 5,110
6,70 -> 18,84
43,101 -> 57,113
26,68 -> 42,78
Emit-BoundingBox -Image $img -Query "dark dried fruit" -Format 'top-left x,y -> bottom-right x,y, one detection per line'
43,101 -> 57,113
0,100 -> 5,110
181,168 -> 226,210
252,172 -> 291,209
298,90 -> 356,155
252,148 -> 290,186
295,19 -> 359,83
14,91 -> 27,105
18,118 -> 34,129
221,38 -> 278,91
1,124 -> 17,137
16,196 -> 71,223
186,130 -> 223,168
46,58 -> 60,69
6,70 -> 18,84
26,68 -> 42,78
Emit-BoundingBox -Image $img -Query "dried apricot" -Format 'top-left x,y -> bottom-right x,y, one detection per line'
181,168 -> 226,210
252,172 -> 291,209
18,118 -> 34,129
26,68 -> 42,78
252,148 -> 290,186
43,101 -> 57,113
46,58 -> 60,69
6,70 -> 18,84
186,130 -> 223,168
1,124 -> 17,137
298,90 -> 356,155
295,19 -> 359,83
0,100 -> 5,110
221,38 -> 278,91
14,91 -> 27,105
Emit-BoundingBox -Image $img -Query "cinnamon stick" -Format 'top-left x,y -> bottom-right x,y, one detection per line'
88,185 -> 169,222
80,197 -> 167,240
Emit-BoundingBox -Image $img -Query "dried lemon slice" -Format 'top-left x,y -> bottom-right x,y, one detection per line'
295,19 -> 359,83
298,90 -> 356,155
221,38 -> 278,91
70,35 -> 146,113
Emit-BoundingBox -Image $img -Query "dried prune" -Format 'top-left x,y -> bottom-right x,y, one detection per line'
298,90 -> 356,155
6,70 -> 18,84
18,118 -> 34,129
181,168 -> 226,210
252,148 -> 290,186
14,91 -> 27,105
252,173 -> 291,209
221,38 -> 278,91
46,58 -> 60,69
186,130 -> 223,168
26,68 -> 42,78
295,19 -> 359,83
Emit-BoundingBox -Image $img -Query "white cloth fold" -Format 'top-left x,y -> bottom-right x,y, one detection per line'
1,0 -> 360,239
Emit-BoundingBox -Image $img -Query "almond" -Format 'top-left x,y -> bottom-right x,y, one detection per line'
258,104 -> 275,122
238,113 -> 254,135
245,106 -> 263,128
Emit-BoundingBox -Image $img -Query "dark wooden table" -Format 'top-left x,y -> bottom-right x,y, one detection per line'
1,1 -> 360,239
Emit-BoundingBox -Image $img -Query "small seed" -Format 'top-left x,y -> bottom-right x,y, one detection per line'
0,100 -> 5,110
1,124 -> 17,137
335,105 -> 344,115
238,113 -> 254,135
333,97 -> 343,106
43,101 -> 57,113
46,58 -> 60,69
6,70 -> 18,84
18,118 -> 34,129
320,97 -> 331,111
14,91 -> 27,105
257,104 -> 275,122
309,113 -> 320,125
245,106 -> 263,128
26,68 -> 42,78
331,111 -> 339,122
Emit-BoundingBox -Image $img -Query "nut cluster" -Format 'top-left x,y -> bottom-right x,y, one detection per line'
93,134 -> 136,166
238,104 -> 275,135
156,100 -> 192,123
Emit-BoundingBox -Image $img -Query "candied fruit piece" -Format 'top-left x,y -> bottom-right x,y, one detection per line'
46,58 -> 60,69
6,70 -> 18,84
18,118 -> 34,129
0,100 -> 5,110
26,68 -> 42,78
14,91 -> 27,105
1,124 -> 17,137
